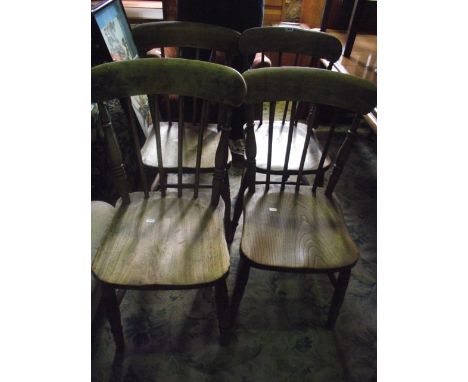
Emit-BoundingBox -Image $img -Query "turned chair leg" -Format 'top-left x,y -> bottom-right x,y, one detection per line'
230,254 -> 251,324
326,268 -> 351,330
214,278 -> 230,346
221,170 -> 231,237
102,284 -> 125,351
228,174 -> 248,243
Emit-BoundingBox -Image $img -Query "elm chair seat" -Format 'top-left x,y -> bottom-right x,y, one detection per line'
141,123 -> 231,170
252,121 -> 332,174
92,191 -> 230,287
240,186 -> 358,270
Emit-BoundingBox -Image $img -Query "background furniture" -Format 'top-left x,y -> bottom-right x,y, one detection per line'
230,66 -> 376,329
320,0 -> 377,57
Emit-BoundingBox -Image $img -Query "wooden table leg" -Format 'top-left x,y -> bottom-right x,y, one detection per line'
343,0 -> 366,57
320,0 -> 334,32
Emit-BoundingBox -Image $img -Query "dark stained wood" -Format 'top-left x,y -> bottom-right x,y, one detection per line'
214,278 -> 230,346
245,106 -> 257,193
194,100 -> 208,198
266,101 -> 276,190
102,284 -> 125,351
97,102 -> 130,205
295,104 -> 317,193
325,114 -> 361,196
326,268 -> 351,329
92,58 -> 246,347
312,109 -> 337,192
229,254 -> 251,323
281,100 -> 297,190
123,97 -> 149,198
211,107 -> 231,207
343,0 -> 366,57
148,94 -> 166,196
229,66 -> 376,329
177,97 -> 184,196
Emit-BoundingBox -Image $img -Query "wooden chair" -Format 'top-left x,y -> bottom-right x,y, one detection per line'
91,58 -> 246,350
230,67 -> 376,330
130,21 -> 241,194
227,27 -> 343,241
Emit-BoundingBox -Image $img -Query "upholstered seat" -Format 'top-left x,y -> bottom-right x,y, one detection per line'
241,187 -> 358,270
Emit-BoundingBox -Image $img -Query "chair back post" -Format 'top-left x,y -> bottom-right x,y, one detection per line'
325,114 -> 362,196
121,97 -> 150,198
211,106 -> 232,207
97,102 -> 130,205
245,105 -> 257,193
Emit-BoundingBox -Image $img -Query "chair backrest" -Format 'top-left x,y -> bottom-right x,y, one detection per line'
239,26 -> 343,125
132,21 -> 241,63
132,21 -> 241,125
239,26 -> 342,69
92,58 -> 246,205
242,67 -> 376,195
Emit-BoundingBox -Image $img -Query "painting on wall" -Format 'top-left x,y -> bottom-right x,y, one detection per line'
92,0 -> 152,137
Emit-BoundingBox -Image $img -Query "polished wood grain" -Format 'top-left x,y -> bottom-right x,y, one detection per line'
141,123 -> 232,171
92,191 -> 230,287
240,187 -> 359,270
253,120 -> 331,174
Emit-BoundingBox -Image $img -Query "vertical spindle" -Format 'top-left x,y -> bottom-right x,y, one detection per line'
123,97 -> 149,198
280,101 -> 297,190
148,94 -> 166,197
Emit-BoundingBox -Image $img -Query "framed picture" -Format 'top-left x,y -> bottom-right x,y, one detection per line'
92,0 -> 152,137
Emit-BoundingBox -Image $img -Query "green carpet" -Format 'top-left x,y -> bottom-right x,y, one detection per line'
92,102 -> 376,382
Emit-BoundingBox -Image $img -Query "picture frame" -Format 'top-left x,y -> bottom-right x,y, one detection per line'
92,0 -> 152,137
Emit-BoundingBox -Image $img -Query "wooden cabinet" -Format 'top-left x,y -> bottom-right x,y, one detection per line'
264,0 -> 286,25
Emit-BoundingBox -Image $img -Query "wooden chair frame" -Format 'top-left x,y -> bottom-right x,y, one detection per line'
230,67 -> 376,329
91,58 -> 246,349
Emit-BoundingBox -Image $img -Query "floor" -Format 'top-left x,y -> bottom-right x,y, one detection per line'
92,104 -> 377,381
323,30 -> 377,85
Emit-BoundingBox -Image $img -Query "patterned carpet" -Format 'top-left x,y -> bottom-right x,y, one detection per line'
91,103 -> 376,382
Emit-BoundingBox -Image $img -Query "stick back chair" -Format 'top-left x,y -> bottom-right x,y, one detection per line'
91,58 -> 246,349
237,26 -> 343,192
131,22 -> 241,187
230,67 -> 376,330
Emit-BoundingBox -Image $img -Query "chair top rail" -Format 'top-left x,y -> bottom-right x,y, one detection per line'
239,27 -> 342,63
132,21 -> 241,56
243,67 -> 376,115
92,58 -> 246,106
